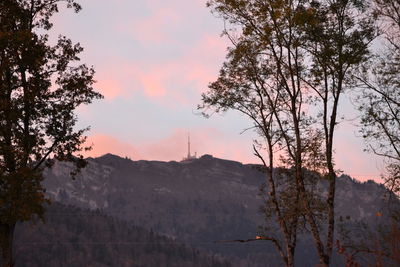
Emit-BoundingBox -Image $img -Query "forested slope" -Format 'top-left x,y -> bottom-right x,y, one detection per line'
11,203 -> 231,267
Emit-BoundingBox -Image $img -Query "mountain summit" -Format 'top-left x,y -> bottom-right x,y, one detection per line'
42,154 -> 392,266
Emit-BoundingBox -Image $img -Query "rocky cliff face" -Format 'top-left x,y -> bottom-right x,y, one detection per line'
42,153 -> 394,266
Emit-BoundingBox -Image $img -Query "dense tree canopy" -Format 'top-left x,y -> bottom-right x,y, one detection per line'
0,1 -> 102,266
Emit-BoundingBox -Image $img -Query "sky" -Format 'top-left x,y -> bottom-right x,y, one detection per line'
49,0 -> 384,182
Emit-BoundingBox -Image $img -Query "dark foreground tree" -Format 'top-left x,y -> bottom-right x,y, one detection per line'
0,1 -> 102,266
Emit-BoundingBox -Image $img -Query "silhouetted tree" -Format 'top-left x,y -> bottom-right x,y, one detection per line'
357,0 -> 400,195
300,0 -> 375,261
347,0 -> 400,263
0,1 -> 102,266
201,0 -> 374,266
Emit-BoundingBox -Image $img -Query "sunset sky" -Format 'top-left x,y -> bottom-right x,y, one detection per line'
49,0 -> 383,182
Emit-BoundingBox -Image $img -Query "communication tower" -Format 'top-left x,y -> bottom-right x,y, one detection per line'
183,133 -> 197,161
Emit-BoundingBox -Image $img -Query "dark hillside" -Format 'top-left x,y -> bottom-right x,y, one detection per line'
12,203 -> 231,267
42,154 -> 396,266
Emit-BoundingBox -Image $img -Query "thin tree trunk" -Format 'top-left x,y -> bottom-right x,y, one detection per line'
287,244 -> 295,267
325,91 -> 341,263
293,112 -> 328,266
0,222 -> 15,267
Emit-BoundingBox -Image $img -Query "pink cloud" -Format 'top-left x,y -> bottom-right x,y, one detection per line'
112,34 -> 229,105
92,61 -> 170,101
332,133 -> 382,182
94,77 -> 126,100
108,2 -> 229,103
140,129 -> 188,160
182,35 -> 229,92
83,131 -> 188,162
84,134 -> 141,159
137,71 -> 166,97
83,130 -> 382,183
129,8 -> 181,44
83,128 -> 255,163
115,0 -> 195,45
50,0 -> 229,104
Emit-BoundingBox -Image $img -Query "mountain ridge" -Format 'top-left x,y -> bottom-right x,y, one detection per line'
42,153 -> 393,266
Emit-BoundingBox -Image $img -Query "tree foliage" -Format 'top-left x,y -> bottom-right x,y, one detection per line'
201,0 -> 374,266
357,0 -> 400,195
0,1 -> 102,266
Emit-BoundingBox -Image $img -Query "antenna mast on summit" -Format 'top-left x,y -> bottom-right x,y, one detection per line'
182,133 -> 197,161
187,133 -> 191,159
182,133 -> 196,161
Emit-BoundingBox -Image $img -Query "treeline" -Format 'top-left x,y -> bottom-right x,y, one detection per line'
9,203 -> 231,267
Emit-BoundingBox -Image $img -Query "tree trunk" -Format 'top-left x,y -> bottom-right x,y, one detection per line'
0,222 -> 15,267
286,245 -> 295,267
